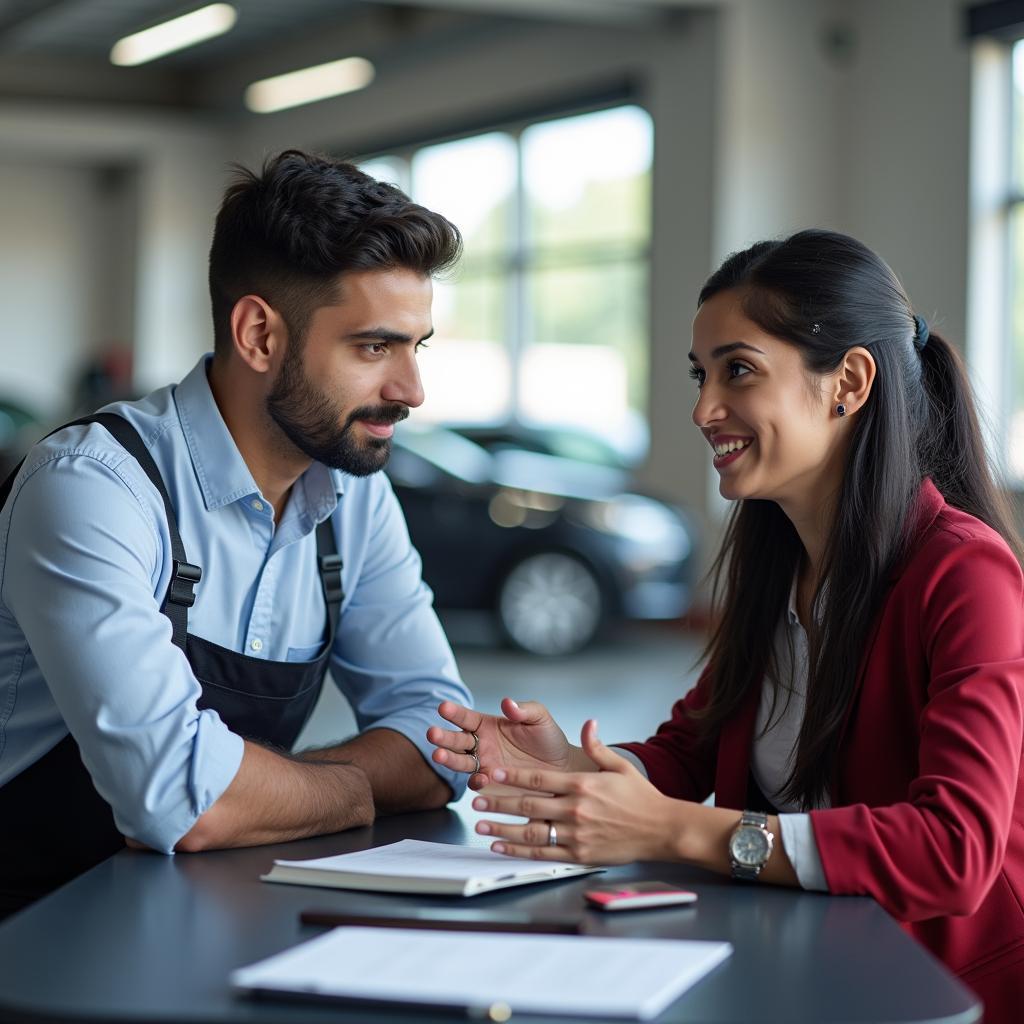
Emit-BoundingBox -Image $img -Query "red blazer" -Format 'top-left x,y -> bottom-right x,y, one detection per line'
620,480 -> 1024,1022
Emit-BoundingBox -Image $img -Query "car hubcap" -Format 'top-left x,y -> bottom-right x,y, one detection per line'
499,553 -> 602,655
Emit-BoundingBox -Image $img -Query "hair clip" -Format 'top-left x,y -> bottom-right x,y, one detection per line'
811,323 -> 822,335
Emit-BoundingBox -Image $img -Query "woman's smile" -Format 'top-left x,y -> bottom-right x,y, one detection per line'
709,434 -> 754,468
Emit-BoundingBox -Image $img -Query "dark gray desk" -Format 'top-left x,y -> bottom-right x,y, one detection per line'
0,807 -> 981,1024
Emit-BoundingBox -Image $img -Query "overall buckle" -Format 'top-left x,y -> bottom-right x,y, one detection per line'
167,560 -> 202,608
318,553 -> 343,604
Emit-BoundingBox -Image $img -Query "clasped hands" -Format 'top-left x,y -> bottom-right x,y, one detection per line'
427,699 -> 680,865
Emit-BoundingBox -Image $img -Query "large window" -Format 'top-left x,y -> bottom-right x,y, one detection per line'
1009,42 -> 1024,476
359,104 -> 653,458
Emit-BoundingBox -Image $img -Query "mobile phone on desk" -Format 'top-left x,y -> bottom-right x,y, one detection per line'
300,907 -> 583,934
584,881 -> 698,911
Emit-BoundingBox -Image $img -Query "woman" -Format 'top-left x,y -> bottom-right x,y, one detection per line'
428,230 -> 1024,1020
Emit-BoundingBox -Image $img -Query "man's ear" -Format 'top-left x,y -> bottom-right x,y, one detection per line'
833,346 -> 876,415
229,295 -> 286,374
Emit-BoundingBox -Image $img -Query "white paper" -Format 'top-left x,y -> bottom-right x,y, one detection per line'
232,926 -> 733,1020
272,838 -> 589,881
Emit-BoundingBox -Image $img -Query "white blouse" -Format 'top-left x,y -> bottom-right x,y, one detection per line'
616,578 -> 829,890
749,581 -> 828,890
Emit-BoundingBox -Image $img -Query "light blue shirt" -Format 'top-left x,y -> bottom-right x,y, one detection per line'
0,355 -> 471,853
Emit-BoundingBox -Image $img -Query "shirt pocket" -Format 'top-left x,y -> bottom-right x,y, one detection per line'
285,643 -> 323,663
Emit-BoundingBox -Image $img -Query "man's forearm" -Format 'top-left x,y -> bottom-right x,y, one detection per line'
299,727 -> 452,815
175,740 -> 373,852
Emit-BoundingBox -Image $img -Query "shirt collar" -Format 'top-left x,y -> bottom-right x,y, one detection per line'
786,576 -> 800,626
787,574 -> 828,627
173,354 -> 343,520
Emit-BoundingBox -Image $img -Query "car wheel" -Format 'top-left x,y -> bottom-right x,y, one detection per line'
497,552 -> 603,656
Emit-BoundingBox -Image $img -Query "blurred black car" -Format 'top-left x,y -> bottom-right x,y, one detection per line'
387,424 -> 697,656
450,422 -> 636,470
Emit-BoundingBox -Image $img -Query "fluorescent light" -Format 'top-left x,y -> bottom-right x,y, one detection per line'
110,4 -> 237,66
245,57 -> 375,114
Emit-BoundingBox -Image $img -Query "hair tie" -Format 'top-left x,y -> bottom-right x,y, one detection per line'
913,314 -> 930,351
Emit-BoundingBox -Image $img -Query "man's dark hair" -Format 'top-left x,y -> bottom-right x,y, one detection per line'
208,149 -> 462,355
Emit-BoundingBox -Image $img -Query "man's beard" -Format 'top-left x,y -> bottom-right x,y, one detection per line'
266,345 -> 408,476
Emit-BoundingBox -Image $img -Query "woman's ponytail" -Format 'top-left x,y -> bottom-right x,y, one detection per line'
917,331 -> 1024,564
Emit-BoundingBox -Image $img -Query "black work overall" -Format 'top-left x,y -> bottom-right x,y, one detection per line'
0,414 -> 342,919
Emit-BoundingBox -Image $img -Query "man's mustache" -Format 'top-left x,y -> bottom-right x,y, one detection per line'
344,404 -> 410,430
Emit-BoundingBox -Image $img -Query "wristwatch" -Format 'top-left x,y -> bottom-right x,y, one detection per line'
728,810 -> 774,880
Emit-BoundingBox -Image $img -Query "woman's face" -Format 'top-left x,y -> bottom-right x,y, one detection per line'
689,288 -> 846,509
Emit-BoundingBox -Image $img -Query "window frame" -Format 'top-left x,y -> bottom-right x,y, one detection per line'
355,100 -> 654,427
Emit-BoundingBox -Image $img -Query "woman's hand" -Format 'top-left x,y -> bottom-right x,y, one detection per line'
427,698 -> 586,791
470,720 -> 684,864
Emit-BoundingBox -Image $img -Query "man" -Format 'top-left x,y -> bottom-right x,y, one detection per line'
0,149 -> 472,917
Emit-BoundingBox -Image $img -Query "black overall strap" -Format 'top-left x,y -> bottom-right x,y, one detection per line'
315,517 -> 343,639
0,413 -> 201,650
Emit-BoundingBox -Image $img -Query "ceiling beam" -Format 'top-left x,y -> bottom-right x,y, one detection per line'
358,0 -> 687,26
0,0 -> 74,41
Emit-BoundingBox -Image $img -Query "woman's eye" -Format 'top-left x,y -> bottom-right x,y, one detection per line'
687,365 -> 706,388
728,361 -> 751,379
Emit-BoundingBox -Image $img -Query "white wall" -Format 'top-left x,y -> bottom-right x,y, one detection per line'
0,161 -> 108,416
839,0 -> 971,347
0,105 -> 227,399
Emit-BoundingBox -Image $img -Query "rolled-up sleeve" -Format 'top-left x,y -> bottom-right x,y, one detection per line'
330,475 -> 472,798
1,450 -> 243,852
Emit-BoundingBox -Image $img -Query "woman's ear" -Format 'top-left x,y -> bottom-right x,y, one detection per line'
834,346 -> 876,415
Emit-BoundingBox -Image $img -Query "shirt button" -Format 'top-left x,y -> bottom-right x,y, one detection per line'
251,499 -> 264,512
250,638 -> 263,652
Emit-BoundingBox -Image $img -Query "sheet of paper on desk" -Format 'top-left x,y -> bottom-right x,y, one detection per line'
231,926 -> 733,1020
261,838 -> 604,895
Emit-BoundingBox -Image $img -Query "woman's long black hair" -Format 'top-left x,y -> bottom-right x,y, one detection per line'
695,229 -> 1023,809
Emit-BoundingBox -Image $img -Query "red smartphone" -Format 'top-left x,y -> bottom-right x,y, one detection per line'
584,881 -> 698,911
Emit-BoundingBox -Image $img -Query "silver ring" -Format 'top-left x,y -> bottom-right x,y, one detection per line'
546,821 -> 558,847
470,752 -> 480,774
466,731 -> 480,757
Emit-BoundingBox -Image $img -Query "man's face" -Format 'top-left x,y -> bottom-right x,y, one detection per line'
266,268 -> 433,476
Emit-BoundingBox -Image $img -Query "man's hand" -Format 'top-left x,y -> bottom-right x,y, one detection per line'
427,698 -> 593,791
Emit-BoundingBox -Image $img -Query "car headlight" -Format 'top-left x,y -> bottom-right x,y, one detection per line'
581,494 -> 691,564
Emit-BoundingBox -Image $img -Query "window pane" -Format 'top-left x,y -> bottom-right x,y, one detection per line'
357,156 -> 409,193
418,273 -> 511,424
1014,42 -> 1024,193
412,133 -> 516,261
523,261 -> 647,433
523,106 -> 652,249
1008,205 -> 1024,476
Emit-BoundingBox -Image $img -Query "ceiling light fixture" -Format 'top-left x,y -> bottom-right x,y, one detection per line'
110,4 -> 238,67
245,57 -> 376,114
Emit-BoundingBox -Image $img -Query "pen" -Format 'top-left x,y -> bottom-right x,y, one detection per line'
300,908 -> 582,934
247,986 -> 513,1019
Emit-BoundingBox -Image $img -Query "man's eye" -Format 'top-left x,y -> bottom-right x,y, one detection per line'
416,341 -> 430,352
365,343 -> 387,355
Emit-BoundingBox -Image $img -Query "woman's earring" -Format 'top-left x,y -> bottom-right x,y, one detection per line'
836,403 -> 846,417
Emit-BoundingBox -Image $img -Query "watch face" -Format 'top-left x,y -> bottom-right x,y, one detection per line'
730,826 -> 770,866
